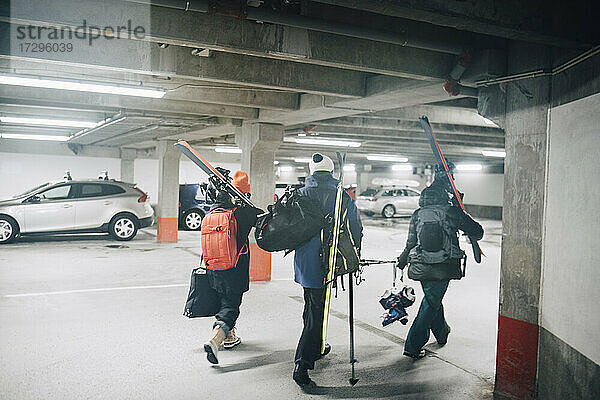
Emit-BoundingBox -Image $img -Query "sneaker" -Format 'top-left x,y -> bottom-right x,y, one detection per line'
223,328 -> 242,349
293,362 -> 311,386
403,349 -> 426,359
437,326 -> 451,346
204,326 -> 225,364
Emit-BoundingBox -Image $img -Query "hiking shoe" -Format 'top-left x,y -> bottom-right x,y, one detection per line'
403,349 -> 426,359
293,362 -> 311,386
223,328 -> 242,349
315,343 -> 331,360
204,326 -> 226,364
437,326 -> 451,346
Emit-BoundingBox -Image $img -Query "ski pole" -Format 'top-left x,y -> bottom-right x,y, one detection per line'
348,274 -> 359,386
359,259 -> 396,266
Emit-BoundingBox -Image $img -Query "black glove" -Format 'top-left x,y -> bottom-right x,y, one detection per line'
395,255 -> 407,270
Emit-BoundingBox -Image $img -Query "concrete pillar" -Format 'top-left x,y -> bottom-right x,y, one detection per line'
120,148 -> 136,183
495,42 -> 552,400
236,123 -> 283,281
156,140 -> 180,243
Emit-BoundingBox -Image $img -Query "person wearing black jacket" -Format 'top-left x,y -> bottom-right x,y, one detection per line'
203,171 -> 262,364
396,184 -> 483,358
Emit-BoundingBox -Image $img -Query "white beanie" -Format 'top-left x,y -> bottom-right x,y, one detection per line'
309,153 -> 334,174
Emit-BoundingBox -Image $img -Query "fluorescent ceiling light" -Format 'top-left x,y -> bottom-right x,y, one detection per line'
297,166 -> 305,170
482,117 -> 498,127
366,154 -> 408,162
392,164 -> 413,171
273,160 -> 280,165
214,146 -> 242,154
0,133 -> 70,141
456,163 -> 483,171
294,157 -> 312,163
482,150 -> 506,158
0,75 -> 166,98
343,164 -> 356,172
279,166 -> 293,172
0,116 -> 98,128
285,136 -> 361,148
297,133 -> 307,137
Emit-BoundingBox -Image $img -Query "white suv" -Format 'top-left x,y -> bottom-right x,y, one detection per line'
0,180 -> 154,244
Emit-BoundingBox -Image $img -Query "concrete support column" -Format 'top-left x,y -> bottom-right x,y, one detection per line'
156,140 -> 180,243
120,148 -> 136,184
494,42 -> 552,400
236,123 -> 283,281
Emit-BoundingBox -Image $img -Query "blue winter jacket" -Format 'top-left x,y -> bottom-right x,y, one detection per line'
293,172 -> 363,288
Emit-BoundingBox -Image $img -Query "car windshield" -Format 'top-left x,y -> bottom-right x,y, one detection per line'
12,182 -> 52,198
359,189 -> 378,197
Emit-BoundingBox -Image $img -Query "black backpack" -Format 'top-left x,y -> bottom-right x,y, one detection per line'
409,204 -> 465,264
255,190 -> 326,252
319,195 -> 361,279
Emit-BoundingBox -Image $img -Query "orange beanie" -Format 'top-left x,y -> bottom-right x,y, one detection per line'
232,170 -> 251,193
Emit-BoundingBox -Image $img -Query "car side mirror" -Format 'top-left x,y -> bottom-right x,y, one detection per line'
27,195 -> 41,203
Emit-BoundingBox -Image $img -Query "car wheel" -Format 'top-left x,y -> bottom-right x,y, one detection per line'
109,214 -> 138,241
363,211 -> 374,217
184,210 -> 203,230
0,216 -> 18,244
382,205 -> 396,219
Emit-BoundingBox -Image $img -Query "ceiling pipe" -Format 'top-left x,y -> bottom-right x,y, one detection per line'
124,0 -> 464,55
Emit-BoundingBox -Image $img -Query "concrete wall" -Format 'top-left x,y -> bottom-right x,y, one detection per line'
0,152 -> 240,206
538,92 -> 600,398
454,173 -> 504,207
0,152 -> 121,200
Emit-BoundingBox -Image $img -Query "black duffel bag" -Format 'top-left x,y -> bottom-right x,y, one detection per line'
183,267 -> 220,318
255,189 -> 326,252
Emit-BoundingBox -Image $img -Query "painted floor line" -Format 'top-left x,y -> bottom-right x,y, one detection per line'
3,283 -> 188,298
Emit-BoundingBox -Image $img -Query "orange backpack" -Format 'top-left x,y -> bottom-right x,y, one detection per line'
201,208 -> 247,271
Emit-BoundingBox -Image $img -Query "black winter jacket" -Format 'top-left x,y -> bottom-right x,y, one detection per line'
205,200 -> 261,295
397,199 -> 483,281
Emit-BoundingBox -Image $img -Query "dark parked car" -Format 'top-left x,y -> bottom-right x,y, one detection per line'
178,183 -> 213,230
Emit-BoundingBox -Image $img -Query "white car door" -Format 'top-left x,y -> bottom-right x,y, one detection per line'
392,189 -> 412,213
73,183 -> 120,229
23,184 -> 76,232
404,189 -> 421,211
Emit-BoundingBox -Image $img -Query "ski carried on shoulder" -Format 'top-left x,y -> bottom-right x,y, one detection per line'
418,116 -> 483,263
174,140 -> 256,209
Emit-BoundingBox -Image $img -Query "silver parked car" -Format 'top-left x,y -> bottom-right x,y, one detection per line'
0,179 -> 154,244
356,187 -> 421,218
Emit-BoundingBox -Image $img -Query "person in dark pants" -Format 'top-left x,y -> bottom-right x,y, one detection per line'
396,184 -> 483,358
292,153 -> 363,385
203,171 -> 262,364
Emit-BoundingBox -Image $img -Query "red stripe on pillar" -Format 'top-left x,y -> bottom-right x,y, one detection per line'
249,243 -> 271,282
495,315 -> 539,399
157,217 -> 178,243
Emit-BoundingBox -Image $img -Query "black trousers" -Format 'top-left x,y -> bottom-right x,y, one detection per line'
213,291 -> 243,337
295,287 -> 326,369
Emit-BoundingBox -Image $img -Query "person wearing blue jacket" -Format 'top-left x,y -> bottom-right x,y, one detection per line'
292,153 -> 363,385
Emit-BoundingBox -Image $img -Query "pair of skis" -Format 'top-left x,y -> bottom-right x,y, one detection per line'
419,116 -> 483,263
174,140 -> 257,209
321,150 -> 359,386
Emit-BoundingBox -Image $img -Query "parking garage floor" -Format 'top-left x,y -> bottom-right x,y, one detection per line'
0,217 -> 501,400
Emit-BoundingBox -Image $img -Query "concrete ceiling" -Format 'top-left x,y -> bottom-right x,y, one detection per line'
0,0 -> 594,168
